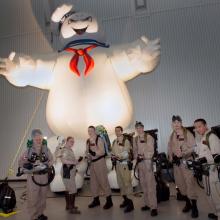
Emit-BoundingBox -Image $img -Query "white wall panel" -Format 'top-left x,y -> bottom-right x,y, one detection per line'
0,0 -> 44,38
0,0 -> 53,179
0,1 -> 220,179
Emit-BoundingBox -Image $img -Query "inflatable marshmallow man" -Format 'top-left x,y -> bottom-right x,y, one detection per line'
0,4 -> 160,139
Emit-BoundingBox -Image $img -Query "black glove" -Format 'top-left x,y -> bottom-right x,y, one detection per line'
16,167 -> 24,177
127,161 -> 133,170
198,157 -> 207,165
213,154 -> 220,164
137,155 -> 144,163
89,149 -> 96,156
23,163 -> 34,170
78,156 -> 83,162
172,155 -> 181,166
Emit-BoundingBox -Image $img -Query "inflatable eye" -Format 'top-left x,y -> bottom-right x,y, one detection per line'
82,16 -> 92,22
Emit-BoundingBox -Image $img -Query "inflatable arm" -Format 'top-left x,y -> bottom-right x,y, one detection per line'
110,36 -> 160,82
0,52 -> 57,90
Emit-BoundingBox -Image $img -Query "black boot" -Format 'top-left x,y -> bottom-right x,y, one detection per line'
208,213 -> 218,219
120,195 -> 128,208
88,197 -> 100,208
141,205 -> 150,211
124,199 -> 134,213
69,194 -> 81,214
38,215 -> 48,220
176,188 -> 185,201
103,195 -> 113,209
191,200 -> 199,218
65,192 -> 70,210
151,209 -> 158,217
182,196 -> 192,213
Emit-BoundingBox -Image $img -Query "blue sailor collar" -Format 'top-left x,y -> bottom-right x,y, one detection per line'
59,39 -> 110,52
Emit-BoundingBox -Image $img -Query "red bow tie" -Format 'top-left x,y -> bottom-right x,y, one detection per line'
65,45 -> 97,77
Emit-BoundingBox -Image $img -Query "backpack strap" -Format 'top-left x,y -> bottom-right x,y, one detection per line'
135,136 -> 138,147
39,144 -> 49,162
205,131 -> 214,150
135,133 -> 148,145
96,135 -> 100,145
122,135 -> 126,146
87,136 -> 100,148
86,139 -> 90,146
27,147 -> 33,161
112,139 -> 116,147
144,133 -> 148,143
170,127 -> 188,142
183,127 -> 188,141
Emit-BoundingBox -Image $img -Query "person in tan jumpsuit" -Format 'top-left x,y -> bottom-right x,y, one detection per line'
168,115 -> 198,218
60,136 -> 83,214
111,126 -> 134,213
133,121 -> 158,217
86,126 -> 113,209
194,118 -> 220,220
18,129 -> 53,220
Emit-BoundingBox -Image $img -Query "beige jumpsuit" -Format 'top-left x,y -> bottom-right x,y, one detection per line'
60,146 -> 78,194
86,136 -> 111,197
133,134 -> 157,209
112,136 -> 132,196
168,129 -> 197,200
19,145 -> 53,220
196,130 -> 220,217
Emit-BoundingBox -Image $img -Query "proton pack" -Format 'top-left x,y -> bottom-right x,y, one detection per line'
95,125 -> 111,155
0,178 -> 16,214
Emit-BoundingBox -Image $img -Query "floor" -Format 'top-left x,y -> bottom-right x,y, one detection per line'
5,181 -> 213,220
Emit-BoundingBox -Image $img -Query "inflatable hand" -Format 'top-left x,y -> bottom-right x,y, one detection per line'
127,36 -> 160,73
0,52 -> 16,76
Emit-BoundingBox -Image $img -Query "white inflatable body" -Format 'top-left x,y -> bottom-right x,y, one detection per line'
0,4 -> 160,139
46,48 -> 133,138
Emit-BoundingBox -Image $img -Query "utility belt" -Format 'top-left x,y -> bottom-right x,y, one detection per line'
137,158 -> 157,172
136,154 -> 152,164
134,157 -> 156,180
91,154 -> 106,163
172,155 -> 192,167
116,159 -> 129,165
176,159 -> 187,166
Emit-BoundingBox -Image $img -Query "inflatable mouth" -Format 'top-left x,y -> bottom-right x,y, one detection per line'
73,26 -> 88,35
59,39 -> 110,52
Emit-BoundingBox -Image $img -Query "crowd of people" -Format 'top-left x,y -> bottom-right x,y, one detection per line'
18,116 -> 220,220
